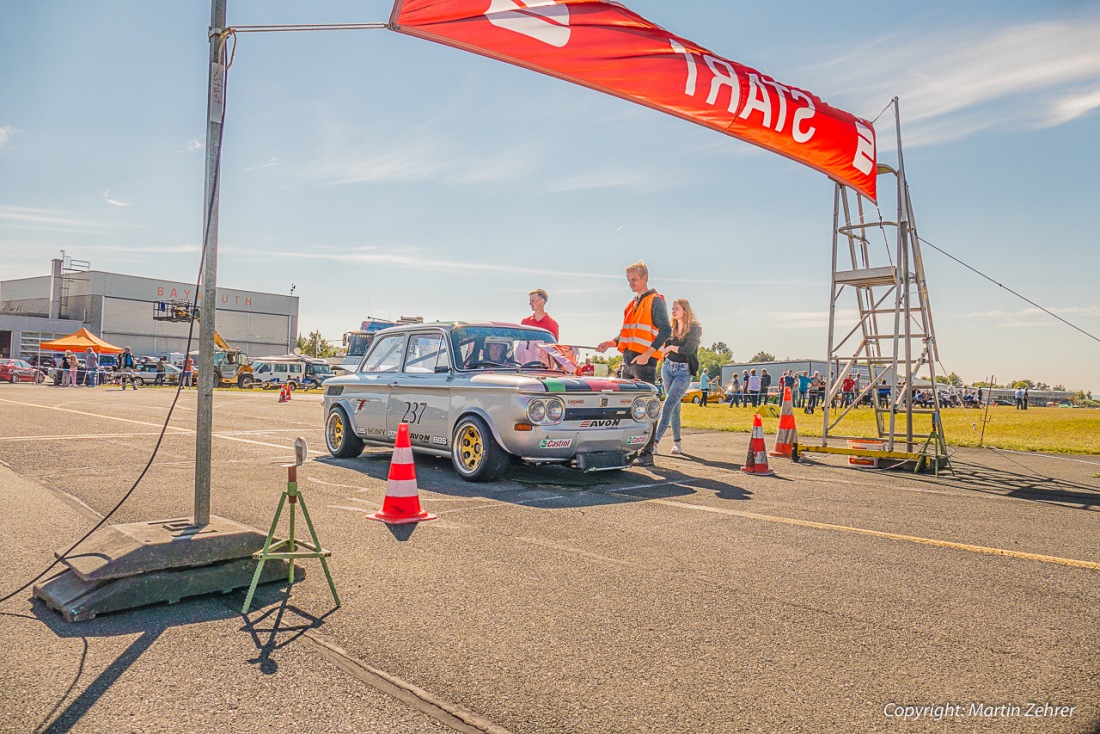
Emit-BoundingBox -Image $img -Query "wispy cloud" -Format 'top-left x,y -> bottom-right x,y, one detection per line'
227,244 -> 822,286
544,168 -> 682,193
243,157 -> 278,172
300,125 -> 675,192
94,243 -> 200,254
300,128 -> 535,187
229,245 -> 620,280
0,126 -> 14,151
102,190 -> 130,207
185,139 -> 203,153
0,205 -> 126,234
804,14 -> 1100,147
769,309 -> 857,329
950,305 -> 1100,328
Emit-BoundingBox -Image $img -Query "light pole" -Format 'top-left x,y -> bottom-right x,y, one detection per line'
194,0 -> 227,526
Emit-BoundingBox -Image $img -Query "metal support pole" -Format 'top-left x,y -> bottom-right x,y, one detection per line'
195,0 -> 227,526
823,183 -> 842,445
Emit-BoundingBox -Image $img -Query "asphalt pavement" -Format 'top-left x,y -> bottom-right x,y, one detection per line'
1,384 -> 1098,734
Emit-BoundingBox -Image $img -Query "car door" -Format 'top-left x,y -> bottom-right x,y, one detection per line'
348,332 -> 406,444
386,330 -> 454,451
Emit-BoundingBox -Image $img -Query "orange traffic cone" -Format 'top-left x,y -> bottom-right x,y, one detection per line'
741,413 -> 776,476
285,382 -> 293,400
278,383 -> 289,403
769,387 -> 799,458
368,422 -> 438,525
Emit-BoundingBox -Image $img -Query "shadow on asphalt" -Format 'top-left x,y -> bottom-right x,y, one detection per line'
239,595 -> 337,676
314,453 -> 705,509
24,577 -> 313,734
928,457 -> 1100,511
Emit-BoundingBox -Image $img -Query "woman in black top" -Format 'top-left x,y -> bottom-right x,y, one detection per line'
653,298 -> 701,456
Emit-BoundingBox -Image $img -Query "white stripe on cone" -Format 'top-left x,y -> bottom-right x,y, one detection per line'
385,477 -> 420,498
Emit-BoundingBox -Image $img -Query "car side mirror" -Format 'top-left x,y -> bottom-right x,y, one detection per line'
434,365 -> 451,374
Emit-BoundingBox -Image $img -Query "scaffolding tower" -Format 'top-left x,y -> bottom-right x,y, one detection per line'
817,99 -> 949,470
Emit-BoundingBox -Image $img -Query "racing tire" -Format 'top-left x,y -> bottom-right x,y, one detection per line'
325,407 -> 364,458
451,415 -> 509,483
238,374 -> 254,389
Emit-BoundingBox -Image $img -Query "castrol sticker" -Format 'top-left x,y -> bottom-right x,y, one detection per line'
626,435 -> 647,445
539,438 -> 573,449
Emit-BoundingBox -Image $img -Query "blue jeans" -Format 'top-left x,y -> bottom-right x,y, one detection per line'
654,361 -> 692,444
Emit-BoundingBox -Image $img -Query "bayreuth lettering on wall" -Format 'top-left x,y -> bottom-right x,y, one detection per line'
155,285 -> 254,309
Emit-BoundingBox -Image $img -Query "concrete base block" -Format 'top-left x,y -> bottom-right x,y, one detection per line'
34,557 -> 297,622
58,515 -> 270,581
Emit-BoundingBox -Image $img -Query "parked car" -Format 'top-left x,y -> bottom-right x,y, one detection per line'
26,354 -> 61,371
250,355 -> 334,389
49,359 -> 91,386
322,322 -> 661,481
97,354 -> 119,374
128,362 -> 183,386
0,358 -> 47,384
681,380 -> 724,404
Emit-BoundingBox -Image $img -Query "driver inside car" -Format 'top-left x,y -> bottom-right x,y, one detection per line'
485,341 -> 514,365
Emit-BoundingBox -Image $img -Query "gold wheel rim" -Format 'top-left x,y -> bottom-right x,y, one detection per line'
457,424 -> 484,472
329,414 -> 344,447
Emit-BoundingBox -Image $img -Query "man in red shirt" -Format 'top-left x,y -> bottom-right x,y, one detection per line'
521,288 -> 559,340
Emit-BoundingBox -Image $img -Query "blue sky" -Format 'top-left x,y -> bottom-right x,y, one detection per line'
2,1 -> 1098,393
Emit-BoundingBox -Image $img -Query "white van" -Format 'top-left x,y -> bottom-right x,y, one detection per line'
250,355 -> 334,390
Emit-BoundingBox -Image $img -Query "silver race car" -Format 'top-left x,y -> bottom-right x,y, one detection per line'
322,322 -> 661,482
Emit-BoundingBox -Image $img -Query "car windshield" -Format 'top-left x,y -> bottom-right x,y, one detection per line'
451,326 -> 566,372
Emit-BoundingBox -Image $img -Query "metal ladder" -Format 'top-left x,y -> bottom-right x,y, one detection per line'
820,99 -> 948,467
57,251 -> 90,320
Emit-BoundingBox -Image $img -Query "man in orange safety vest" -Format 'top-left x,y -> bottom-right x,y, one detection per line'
597,260 -> 671,466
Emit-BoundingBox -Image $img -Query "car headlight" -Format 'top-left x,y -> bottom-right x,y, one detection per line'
527,399 -> 547,423
631,398 -> 648,421
646,398 -> 661,420
545,398 -> 565,424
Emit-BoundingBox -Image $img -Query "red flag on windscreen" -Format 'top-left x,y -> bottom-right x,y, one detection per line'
389,0 -> 877,201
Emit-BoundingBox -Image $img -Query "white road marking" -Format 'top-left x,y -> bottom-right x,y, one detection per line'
0,397 -> 325,454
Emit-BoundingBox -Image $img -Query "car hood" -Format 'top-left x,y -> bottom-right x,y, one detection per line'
322,371 -> 655,393
468,372 -> 654,393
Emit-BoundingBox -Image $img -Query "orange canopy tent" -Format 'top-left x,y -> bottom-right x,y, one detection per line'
39,327 -> 123,354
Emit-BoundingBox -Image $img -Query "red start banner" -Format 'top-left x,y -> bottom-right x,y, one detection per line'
389,0 -> 878,201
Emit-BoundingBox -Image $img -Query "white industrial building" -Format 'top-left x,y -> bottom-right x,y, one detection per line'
0,258 -> 297,360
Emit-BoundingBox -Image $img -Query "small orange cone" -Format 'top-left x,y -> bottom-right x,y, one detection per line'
741,413 -> 776,476
285,381 -> 293,400
368,423 -> 438,525
769,387 -> 799,458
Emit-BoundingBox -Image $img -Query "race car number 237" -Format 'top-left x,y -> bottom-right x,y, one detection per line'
402,401 -> 427,424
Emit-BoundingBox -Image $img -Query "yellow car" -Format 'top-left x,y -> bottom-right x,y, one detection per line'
681,380 -> 722,404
